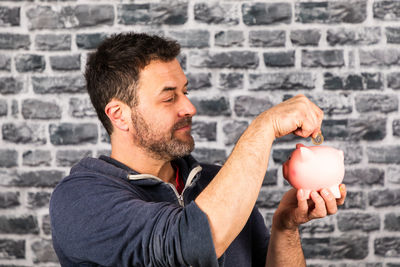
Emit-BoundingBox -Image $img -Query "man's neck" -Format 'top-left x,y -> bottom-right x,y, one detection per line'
110,139 -> 175,184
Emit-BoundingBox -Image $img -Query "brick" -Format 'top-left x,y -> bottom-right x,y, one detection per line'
118,3 -> 187,25
0,192 -> 20,209
69,97 -> 96,118
190,97 -> 231,116
360,49 -> 400,67
222,120 -> 249,145
13,170 -> 64,188
0,150 -> 18,168
192,121 -> 216,142
215,30 -> 244,47
32,76 -> 86,94
385,213 -> 400,231
242,3 -> 291,25
369,189 -> 400,207
299,217 -> 335,234
0,7 -> 20,26
386,27 -> 400,44
249,72 -> 314,91
249,30 -> 285,47
76,33 -> 108,49
388,72 -> 400,89
234,95 -> 273,117
302,50 -> 344,68
302,236 -> 368,259
263,169 -> 278,186
0,99 -> 6,117
2,122 -> 46,144
322,117 -> 386,141
11,100 -> 18,116
100,127 -> 110,144
15,54 -> 45,73
395,119 -> 400,137
56,150 -> 92,167
340,191 -> 367,210
194,3 -> 239,25
290,29 -> 321,46
186,73 -> 212,90
22,150 -> 51,167
257,189 -> 285,209
219,73 -> 244,90
374,237 -> 400,257
50,123 -> 98,145
42,215 -> 51,235
296,1 -> 367,24
27,5 -> 114,29
28,192 -> 51,209
0,215 -> 39,234
31,239 -> 58,263
0,33 -> 30,50
35,34 -> 71,51
190,51 -> 259,69
22,99 -> 62,120
337,144 -> 363,165
178,53 -> 186,71
323,72 -> 383,90
0,54 -> 10,71
168,30 -> 209,48
303,93 -> 352,115
50,54 -> 80,71
192,147 -> 226,165
272,148 -> 293,164
388,166 -> 400,184
374,1 -> 400,21
263,51 -> 295,67
327,27 -> 381,46
367,146 -> 400,164
337,212 -> 380,232
355,94 -> 398,113
0,239 -> 25,259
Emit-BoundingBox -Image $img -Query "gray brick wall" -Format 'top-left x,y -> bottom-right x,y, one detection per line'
0,0 -> 399,265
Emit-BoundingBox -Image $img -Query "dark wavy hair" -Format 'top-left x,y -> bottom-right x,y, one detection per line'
85,32 -> 181,135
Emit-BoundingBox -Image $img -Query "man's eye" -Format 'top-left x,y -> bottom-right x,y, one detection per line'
164,96 -> 174,102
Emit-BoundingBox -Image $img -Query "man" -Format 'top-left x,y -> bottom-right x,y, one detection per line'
50,32 -> 346,266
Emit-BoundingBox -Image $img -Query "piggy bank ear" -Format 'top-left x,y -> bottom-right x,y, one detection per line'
299,147 -> 314,162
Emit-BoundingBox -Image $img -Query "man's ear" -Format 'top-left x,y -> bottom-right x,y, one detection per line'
105,100 -> 130,132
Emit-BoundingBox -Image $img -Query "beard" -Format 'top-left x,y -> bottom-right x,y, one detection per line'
130,109 -> 195,161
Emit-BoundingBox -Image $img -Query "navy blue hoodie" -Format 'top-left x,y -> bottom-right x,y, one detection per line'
50,155 -> 269,266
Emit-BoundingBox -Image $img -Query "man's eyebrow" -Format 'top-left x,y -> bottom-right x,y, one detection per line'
159,81 -> 189,95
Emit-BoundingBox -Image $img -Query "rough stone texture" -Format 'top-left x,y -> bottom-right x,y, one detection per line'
344,168 -> 384,187
0,150 -> 17,168
15,54 -> 45,73
360,49 -> 400,67
386,27 -> 400,44
28,192 -> 51,209
0,33 -> 30,49
242,3 -> 291,25
374,1 -> 400,21
290,29 -> 321,46
35,34 -> 71,51
249,30 -> 285,47
263,51 -> 295,67
219,73 -> 243,90
324,72 -> 383,90
2,122 -> 46,144
32,76 -> 86,94
0,100 -> 6,117
22,99 -> 62,119
190,51 -> 259,69
186,73 -> 212,90
0,55 -> 10,71
327,27 -> 381,46
387,166 -> 400,184
0,192 -> 20,209
234,95 -> 274,117
384,213 -> 400,231
191,148 -> 226,165
0,215 -> 39,234
168,30 -> 209,48
194,3 -> 239,25
190,97 -> 231,116
394,119 -> 400,137
388,72 -> 400,89
50,54 -> 81,71
49,123 -> 98,145
337,212 -> 380,232
222,120 -> 248,145
296,1 -> 367,24
249,72 -> 314,90
0,239 -> 25,259
12,170 -> 64,188
0,77 -> 24,95
369,189 -> 400,208
355,94 -> 398,114
367,146 -> 400,164
0,7 -> 20,27
31,239 -> 58,263
374,237 -> 400,257
76,33 -> 108,49
118,2 -> 187,25
22,150 -> 51,167
302,50 -> 345,68
214,30 -> 244,47
69,97 -> 97,118
300,217 -> 335,234
56,150 -> 92,167
192,121 -> 216,142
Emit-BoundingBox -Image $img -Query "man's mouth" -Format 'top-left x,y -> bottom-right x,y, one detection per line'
174,118 -> 192,131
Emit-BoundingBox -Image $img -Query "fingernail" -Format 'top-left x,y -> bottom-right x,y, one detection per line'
340,184 -> 346,192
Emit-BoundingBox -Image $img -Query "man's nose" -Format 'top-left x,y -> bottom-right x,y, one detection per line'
178,95 -> 197,117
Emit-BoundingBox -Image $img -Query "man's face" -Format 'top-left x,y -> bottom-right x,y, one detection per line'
130,59 -> 197,161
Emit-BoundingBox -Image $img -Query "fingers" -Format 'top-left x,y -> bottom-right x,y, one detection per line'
336,184 -> 347,206
292,94 -> 324,138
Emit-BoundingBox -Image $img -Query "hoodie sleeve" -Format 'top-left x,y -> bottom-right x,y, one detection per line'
50,174 -> 219,267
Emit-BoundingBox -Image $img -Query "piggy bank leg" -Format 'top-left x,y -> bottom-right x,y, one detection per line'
329,184 -> 341,199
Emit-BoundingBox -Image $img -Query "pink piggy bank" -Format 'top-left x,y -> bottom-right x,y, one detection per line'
282,144 -> 345,199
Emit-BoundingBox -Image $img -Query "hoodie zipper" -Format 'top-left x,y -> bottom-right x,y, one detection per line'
128,165 -> 202,207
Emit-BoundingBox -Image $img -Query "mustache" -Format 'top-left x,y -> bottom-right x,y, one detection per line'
173,117 -> 192,131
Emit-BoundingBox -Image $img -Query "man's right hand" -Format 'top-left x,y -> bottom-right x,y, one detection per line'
259,94 -> 324,139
